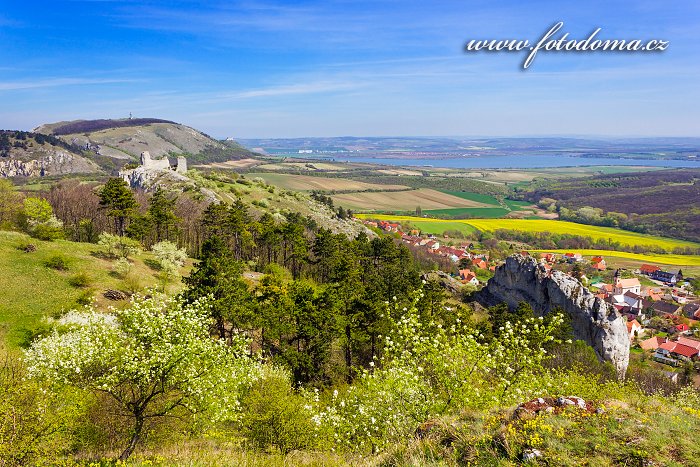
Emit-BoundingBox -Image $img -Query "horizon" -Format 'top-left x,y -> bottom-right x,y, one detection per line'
1,1 -> 699,138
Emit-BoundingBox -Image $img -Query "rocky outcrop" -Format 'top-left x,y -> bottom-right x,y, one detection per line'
0,151 -> 99,177
421,270 -> 465,296
476,255 -> 630,377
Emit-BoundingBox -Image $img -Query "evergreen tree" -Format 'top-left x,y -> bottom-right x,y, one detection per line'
148,187 -> 180,242
98,178 -> 138,236
182,236 -> 253,340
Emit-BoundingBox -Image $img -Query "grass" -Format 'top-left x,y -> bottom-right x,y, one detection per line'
356,215 -> 700,252
439,191 -> 500,205
0,230 -> 188,347
529,249 -> 700,266
380,396 -> 700,466
423,207 -> 511,218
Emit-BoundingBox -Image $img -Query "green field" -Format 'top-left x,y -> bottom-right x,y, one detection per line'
439,191 -> 501,205
356,214 -> 700,251
423,207 -> 511,218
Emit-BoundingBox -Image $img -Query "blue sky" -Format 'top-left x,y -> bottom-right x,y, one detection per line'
0,1 -> 698,137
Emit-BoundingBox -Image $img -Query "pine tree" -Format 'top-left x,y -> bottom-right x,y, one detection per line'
148,187 -> 180,242
98,178 -> 138,236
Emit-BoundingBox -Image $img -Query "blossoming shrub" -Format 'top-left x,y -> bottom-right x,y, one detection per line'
309,294 -> 565,452
24,294 -> 263,460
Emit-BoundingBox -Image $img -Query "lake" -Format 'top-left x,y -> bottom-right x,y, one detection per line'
281,154 -> 700,169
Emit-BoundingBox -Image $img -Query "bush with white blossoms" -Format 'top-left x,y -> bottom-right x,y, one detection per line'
98,232 -> 142,259
308,292 -> 565,452
151,240 -> 187,271
24,294 -> 262,461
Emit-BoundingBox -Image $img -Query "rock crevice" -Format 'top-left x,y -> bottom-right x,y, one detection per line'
476,254 -> 630,377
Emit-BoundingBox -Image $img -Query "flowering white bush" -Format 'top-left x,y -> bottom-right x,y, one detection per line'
151,240 -> 187,271
308,292 -> 565,452
112,257 -> 133,277
98,232 -> 141,259
24,294 -> 262,460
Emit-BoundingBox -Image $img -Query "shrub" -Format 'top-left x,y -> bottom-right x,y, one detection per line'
0,346 -> 83,465
22,197 -> 64,241
98,232 -> 142,259
75,289 -> 94,306
240,369 -> 321,454
68,272 -> 92,288
113,257 -> 133,278
44,254 -> 69,271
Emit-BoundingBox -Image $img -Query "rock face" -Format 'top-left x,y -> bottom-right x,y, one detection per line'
0,151 -> 98,177
476,254 -> 630,377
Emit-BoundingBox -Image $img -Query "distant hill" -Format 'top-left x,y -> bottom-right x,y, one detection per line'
34,118 -> 258,170
524,168 -> 700,244
0,130 -> 100,177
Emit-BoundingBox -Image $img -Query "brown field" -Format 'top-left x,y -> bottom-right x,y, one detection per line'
196,158 -> 263,169
332,188 -> 492,211
376,168 -> 425,176
245,172 -> 408,191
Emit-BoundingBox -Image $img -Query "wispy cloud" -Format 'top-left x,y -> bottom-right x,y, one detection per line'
0,77 -> 140,91
219,80 -> 364,99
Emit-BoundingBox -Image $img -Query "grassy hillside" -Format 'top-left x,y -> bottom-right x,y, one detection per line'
357,214 -> 700,252
34,118 -> 258,167
0,231 -> 188,347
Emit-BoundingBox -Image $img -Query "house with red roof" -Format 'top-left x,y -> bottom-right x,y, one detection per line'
655,341 -> 699,363
472,258 -> 487,269
677,336 -> 700,351
591,256 -> 607,270
640,336 -> 666,351
640,264 -> 661,275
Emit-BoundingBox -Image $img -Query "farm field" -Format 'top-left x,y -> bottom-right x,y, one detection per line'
356,214 -> 700,251
530,249 -> 700,267
332,188 -> 493,211
245,172 -> 408,191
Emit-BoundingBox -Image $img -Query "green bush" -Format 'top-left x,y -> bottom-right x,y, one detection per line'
240,371 -> 320,454
0,347 -> 83,465
68,273 -> 92,288
44,254 -> 69,271
75,289 -> 94,306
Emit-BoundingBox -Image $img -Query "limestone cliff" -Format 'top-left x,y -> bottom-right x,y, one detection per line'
476,254 -> 630,377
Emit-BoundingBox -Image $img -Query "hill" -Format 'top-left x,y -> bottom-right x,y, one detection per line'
0,130 -> 100,177
524,168 -> 700,243
34,118 -> 258,170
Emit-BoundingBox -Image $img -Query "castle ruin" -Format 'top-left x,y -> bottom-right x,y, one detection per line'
140,151 -> 187,173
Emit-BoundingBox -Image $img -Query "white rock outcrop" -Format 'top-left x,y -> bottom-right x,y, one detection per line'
476,254 -> 630,377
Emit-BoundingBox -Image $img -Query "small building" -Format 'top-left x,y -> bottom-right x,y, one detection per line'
640,264 -> 661,276
591,256 -> 607,271
626,319 -> 642,342
613,278 -> 641,296
651,270 -> 682,285
640,336 -> 666,351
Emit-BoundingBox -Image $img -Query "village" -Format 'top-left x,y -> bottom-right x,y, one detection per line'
364,218 -> 700,374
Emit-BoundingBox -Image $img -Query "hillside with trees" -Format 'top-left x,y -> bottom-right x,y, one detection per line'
523,169 -> 700,243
